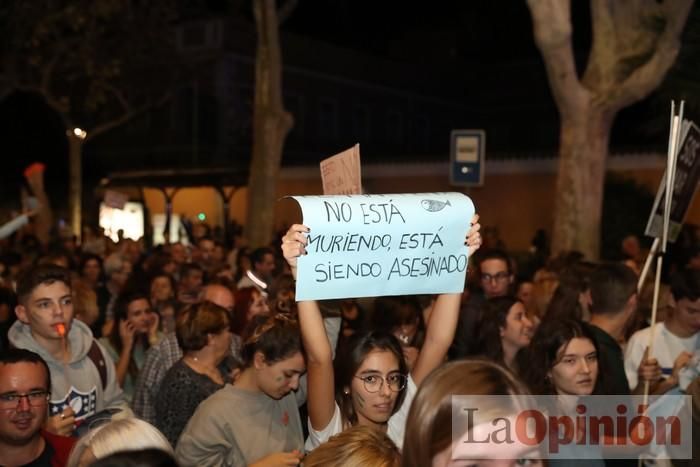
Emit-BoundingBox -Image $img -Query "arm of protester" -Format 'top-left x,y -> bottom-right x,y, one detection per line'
411,215 -> 481,386
44,407 -> 75,437
632,347 -> 662,395
114,320 -> 135,387
0,213 -> 30,240
410,292 -> 460,385
623,333 -> 645,390
249,450 -> 303,467
23,162 -> 52,247
324,313 -> 342,360
282,224 -> 336,431
148,312 -> 161,346
293,314 -> 342,407
650,351 -> 693,395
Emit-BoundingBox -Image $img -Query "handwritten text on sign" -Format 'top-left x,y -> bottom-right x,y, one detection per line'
291,193 -> 475,300
320,144 -> 362,195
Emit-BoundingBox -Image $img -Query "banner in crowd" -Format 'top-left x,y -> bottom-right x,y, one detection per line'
645,121 -> 700,242
290,192 -> 474,300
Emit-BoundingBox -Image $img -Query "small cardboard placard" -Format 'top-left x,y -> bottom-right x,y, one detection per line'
645,121 -> 700,242
320,144 -> 362,195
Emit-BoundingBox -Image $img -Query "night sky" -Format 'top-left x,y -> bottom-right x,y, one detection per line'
0,1 -> 689,209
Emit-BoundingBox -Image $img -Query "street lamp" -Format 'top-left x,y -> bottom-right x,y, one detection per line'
68,127 -> 88,239
71,127 -> 87,139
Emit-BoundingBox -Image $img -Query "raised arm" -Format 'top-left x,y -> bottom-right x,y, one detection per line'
411,215 -> 481,385
282,224 -> 337,431
114,320 -> 135,387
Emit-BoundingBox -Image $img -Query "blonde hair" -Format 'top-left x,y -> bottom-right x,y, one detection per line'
303,425 -> 400,467
72,278 -> 99,327
401,359 -> 531,467
67,418 -> 173,467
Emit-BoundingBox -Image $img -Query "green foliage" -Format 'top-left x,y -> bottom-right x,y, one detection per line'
601,174 -> 655,260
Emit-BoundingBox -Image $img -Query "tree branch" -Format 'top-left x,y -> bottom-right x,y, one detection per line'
277,0 -> 298,26
607,0 -> 694,110
87,91 -> 171,140
39,53 -> 60,99
15,82 -> 70,117
99,81 -> 131,114
582,0 -> 617,91
526,0 -> 588,119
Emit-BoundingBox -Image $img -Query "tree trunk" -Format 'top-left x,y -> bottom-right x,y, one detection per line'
552,107 -> 614,258
246,0 -> 294,248
526,0 -> 693,260
68,132 -> 83,240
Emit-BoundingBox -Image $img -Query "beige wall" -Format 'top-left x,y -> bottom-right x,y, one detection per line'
135,157 -> 700,252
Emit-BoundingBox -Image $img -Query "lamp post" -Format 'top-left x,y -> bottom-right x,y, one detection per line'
68,127 -> 87,241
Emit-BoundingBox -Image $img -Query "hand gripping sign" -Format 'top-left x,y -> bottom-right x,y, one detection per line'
290,192 -> 475,301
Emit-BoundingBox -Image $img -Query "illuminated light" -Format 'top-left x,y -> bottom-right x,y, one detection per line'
246,270 -> 268,291
72,127 -> 87,140
99,202 -> 144,242
197,212 -> 206,221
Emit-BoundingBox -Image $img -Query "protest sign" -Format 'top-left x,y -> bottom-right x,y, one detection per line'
320,144 -> 362,195
645,121 -> 700,242
290,192 -> 474,300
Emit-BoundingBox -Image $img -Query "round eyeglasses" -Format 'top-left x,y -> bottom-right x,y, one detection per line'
354,373 -> 408,393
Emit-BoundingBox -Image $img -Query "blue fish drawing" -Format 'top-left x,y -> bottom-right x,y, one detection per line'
421,199 -> 451,212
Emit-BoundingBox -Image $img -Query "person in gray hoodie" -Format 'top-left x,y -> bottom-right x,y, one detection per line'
9,264 -> 128,437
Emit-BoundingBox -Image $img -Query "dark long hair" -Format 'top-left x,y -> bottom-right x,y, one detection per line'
371,296 -> 426,348
109,293 -> 153,379
476,296 -> 520,365
541,264 -> 593,323
522,319 -> 601,395
334,330 -> 409,427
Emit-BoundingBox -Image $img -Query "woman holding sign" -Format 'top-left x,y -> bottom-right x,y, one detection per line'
281,215 -> 481,452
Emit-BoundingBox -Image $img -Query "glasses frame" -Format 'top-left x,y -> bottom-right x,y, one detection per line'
0,390 -> 50,410
354,373 -> 408,393
481,271 -> 511,283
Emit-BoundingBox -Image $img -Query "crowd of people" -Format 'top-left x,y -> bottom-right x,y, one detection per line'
0,212 -> 698,467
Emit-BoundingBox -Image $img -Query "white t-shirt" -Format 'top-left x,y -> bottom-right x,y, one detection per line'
624,322 -> 699,389
304,374 -> 417,452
